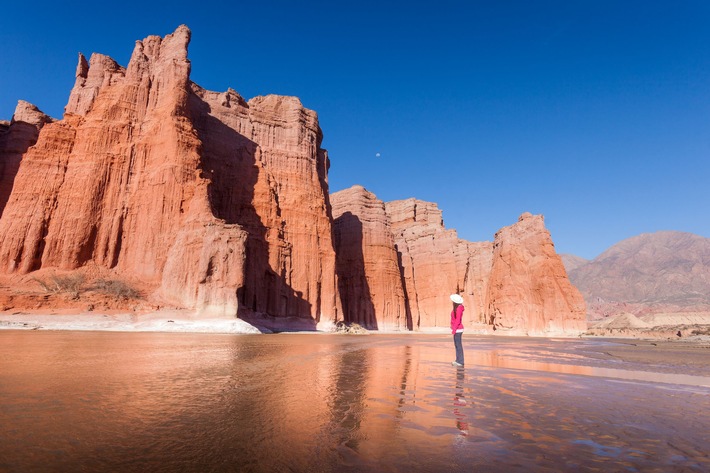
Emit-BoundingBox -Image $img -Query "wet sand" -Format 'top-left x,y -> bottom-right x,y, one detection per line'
1,331 -> 709,472
580,338 -> 710,377
2,310 -> 709,365
0,310 -> 264,333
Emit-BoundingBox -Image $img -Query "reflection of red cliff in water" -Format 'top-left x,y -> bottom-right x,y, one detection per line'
3,332 -> 708,471
0,26 -> 585,335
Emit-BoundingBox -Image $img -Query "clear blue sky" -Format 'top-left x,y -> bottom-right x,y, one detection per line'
2,1 -> 709,259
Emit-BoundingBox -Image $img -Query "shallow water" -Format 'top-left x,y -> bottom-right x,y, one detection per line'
1,332 -> 708,472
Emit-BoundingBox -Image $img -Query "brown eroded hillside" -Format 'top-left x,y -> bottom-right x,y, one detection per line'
569,231 -> 710,306
560,254 -> 589,273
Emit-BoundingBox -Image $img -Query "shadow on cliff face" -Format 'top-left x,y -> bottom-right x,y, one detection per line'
187,91 -> 314,330
395,248 -> 415,331
0,121 -> 43,219
334,212 -> 378,329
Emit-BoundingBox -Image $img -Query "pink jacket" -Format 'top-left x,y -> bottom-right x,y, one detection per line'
450,305 -> 464,334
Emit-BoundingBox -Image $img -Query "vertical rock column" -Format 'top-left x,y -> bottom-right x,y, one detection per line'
485,213 -> 587,335
332,186 -> 408,330
245,95 -> 341,326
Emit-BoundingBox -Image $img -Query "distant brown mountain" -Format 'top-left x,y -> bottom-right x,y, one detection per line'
566,232 -> 710,317
560,254 -> 589,273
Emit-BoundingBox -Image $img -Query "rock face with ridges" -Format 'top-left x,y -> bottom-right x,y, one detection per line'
0,26 -> 340,324
384,198 -> 494,329
65,53 -> 126,116
332,186 -> 408,330
0,26 -> 586,334
187,84 -> 340,324
455,240 -> 494,324
0,101 -> 53,218
486,213 -> 587,335
0,26 -> 241,315
385,199 -> 460,328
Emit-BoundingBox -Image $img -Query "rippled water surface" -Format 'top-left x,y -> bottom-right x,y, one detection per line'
1,331 -> 709,472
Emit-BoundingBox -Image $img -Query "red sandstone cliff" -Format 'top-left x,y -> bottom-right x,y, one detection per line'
0,26 -> 585,335
384,198 -> 494,330
456,239 -> 494,325
486,213 -> 587,335
0,26 -> 340,326
331,186 -> 408,330
0,101 -> 53,219
332,194 -> 582,335
0,26 -> 242,316
185,86 -> 340,324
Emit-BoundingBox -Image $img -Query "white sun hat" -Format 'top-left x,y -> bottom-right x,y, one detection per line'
450,294 -> 463,304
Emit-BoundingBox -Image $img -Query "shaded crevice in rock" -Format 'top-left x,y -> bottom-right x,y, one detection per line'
334,211 -> 378,329
394,247 -> 415,331
332,186 -> 407,330
187,86 -> 320,324
397,238 -> 421,329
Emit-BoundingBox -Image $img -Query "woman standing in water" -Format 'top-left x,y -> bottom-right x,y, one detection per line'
450,294 -> 465,367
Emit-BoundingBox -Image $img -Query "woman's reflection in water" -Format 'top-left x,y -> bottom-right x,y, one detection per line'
453,367 -> 468,436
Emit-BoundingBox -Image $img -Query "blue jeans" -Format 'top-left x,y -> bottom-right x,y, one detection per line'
453,332 -> 464,365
